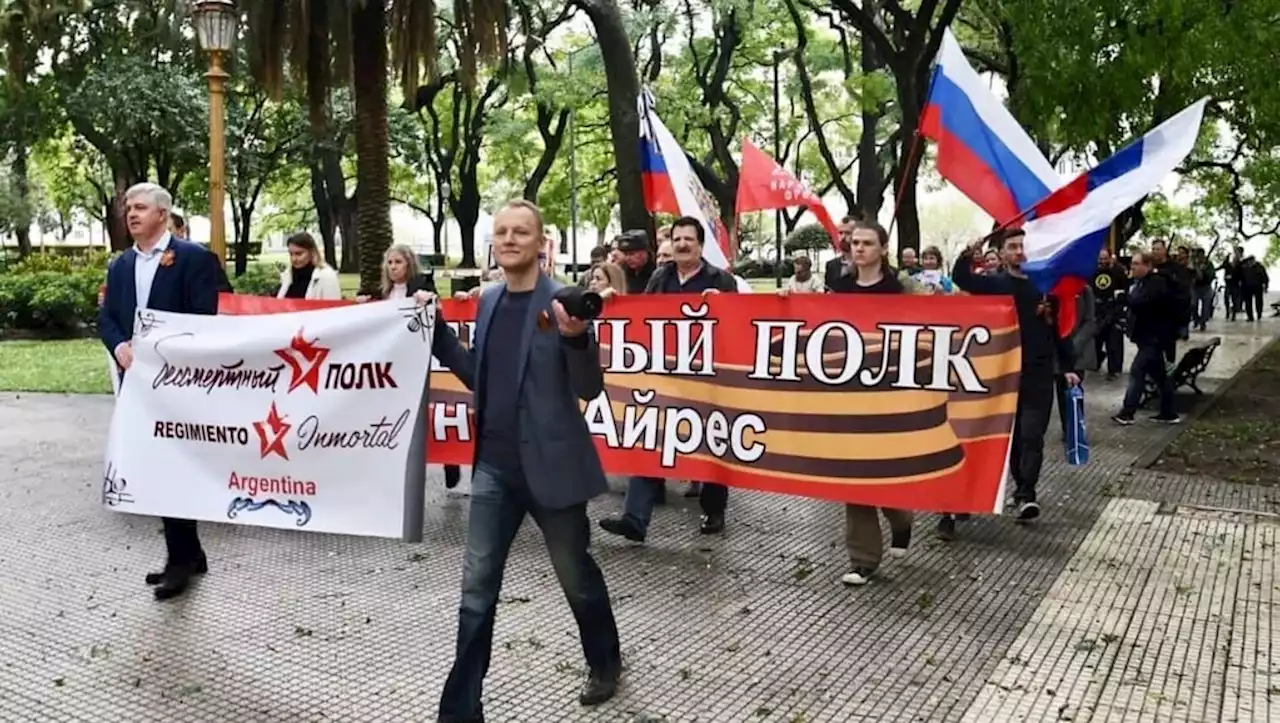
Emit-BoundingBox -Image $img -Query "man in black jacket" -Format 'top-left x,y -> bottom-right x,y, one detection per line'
1222,246 -> 1246,320
1189,247 -> 1215,330
824,215 -> 858,289
1152,239 -> 1190,363
1093,248 -> 1129,379
1112,251 -> 1180,425
598,216 -> 737,542
615,230 -> 657,293
952,229 -> 1080,521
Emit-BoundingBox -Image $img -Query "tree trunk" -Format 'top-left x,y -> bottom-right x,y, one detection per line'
11,145 -> 32,257
892,100 -> 924,252
350,0 -> 391,294
6,19 -> 32,258
107,172 -> 132,251
856,20 -> 886,216
453,169 -> 481,268
309,161 -> 337,264
575,0 -> 646,231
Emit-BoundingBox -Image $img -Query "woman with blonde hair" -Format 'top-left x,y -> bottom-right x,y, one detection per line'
277,231 -> 341,300
587,262 -> 627,299
356,244 -> 437,302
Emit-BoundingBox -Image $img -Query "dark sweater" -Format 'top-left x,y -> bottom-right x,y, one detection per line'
952,251 -> 1077,375
477,290 -> 534,477
645,262 -> 738,294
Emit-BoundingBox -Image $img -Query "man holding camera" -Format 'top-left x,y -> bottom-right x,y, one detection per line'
436,199 -> 622,722
598,216 -> 737,542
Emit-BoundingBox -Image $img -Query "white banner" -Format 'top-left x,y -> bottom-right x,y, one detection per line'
102,300 -> 435,538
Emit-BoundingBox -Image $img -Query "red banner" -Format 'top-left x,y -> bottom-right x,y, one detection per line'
219,292 -> 1021,513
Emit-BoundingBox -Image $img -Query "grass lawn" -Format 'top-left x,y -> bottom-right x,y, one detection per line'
0,338 -> 113,394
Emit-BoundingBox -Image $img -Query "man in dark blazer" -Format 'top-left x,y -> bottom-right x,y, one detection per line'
99,183 -> 222,601
435,199 -> 621,723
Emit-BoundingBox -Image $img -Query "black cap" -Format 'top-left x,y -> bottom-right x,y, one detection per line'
615,230 -> 650,253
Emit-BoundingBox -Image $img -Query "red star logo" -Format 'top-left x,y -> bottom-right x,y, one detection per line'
273,328 -> 331,394
252,402 -> 291,460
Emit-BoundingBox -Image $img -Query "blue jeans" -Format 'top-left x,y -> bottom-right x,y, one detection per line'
438,464 -> 620,720
622,476 -> 728,536
1120,343 -> 1174,418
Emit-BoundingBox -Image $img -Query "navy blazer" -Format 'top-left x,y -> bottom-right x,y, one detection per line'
440,274 -> 607,509
99,237 -> 221,356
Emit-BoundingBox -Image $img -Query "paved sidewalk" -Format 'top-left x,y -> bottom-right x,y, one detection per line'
0,317 -> 1275,722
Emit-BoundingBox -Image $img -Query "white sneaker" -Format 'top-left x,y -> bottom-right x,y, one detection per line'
841,568 -> 874,586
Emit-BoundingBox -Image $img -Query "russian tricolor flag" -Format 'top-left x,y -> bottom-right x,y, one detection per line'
921,30 -> 1206,333
1019,99 -> 1207,290
920,31 -> 1062,227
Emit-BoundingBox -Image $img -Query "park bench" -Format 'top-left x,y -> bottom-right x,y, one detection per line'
1141,336 -> 1221,406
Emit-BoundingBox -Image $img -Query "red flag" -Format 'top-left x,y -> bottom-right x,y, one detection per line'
736,137 -> 840,247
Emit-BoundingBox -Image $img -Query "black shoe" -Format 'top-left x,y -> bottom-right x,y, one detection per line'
889,527 -> 911,558
936,516 -> 956,542
145,555 -> 207,586
578,667 -> 620,706
699,513 -> 725,535
1112,414 -> 1135,426
598,517 -> 646,543
444,465 -> 462,489
153,566 -> 194,601
1151,414 -> 1182,424
841,567 -> 875,586
1105,373 -> 1118,381
1016,501 -> 1041,521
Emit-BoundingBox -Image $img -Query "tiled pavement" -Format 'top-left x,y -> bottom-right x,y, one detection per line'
0,318 -> 1276,722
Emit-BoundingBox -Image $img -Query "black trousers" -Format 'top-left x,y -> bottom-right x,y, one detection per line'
162,517 -> 204,564
699,483 -> 729,516
1095,321 -> 1124,375
1011,373 -> 1055,504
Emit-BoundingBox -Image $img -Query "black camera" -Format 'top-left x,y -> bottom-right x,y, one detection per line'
553,286 -> 604,320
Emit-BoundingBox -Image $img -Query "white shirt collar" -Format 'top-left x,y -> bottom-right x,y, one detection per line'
133,232 -> 172,257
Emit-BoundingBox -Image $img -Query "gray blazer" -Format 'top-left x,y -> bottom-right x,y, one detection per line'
1069,285 -> 1098,372
443,274 -> 608,509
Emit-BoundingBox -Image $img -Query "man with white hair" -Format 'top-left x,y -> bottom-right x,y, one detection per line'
99,182 -> 222,601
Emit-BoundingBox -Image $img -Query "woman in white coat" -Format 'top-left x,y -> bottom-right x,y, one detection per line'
277,231 -> 342,300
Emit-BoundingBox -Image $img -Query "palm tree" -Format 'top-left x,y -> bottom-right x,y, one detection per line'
245,0 -> 646,288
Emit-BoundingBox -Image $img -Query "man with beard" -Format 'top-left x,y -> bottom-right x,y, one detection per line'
1093,248 -> 1129,379
598,216 -> 738,541
615,229 -> 657,293
952,229 -> 1080,522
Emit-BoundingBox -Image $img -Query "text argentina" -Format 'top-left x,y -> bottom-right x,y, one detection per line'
228,472 -> 317,497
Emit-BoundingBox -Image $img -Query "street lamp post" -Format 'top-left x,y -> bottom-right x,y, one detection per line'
193,0 -> 238,268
